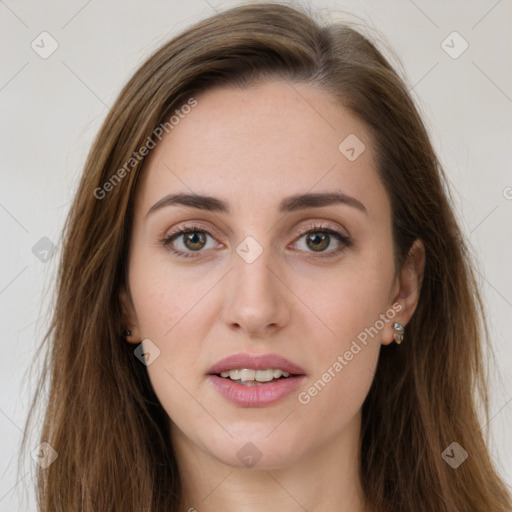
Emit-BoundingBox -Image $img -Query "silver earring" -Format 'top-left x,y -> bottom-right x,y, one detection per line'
123,329 -> 131,338
393,322 -> 404,344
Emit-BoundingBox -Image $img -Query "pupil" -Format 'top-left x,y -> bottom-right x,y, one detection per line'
308,233 -> 328,251
185,232 -> 205,250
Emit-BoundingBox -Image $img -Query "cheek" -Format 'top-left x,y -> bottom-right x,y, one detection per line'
298,253 -> 393,352
291,316 -> 382,445
294,344 -> 379,452
129,271 -> 209,430
127,252 -> 222,405
291,250 -> 393,422
129,244 -> 219,341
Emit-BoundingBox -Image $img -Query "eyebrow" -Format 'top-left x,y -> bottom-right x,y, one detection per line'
145,191 -> 368,218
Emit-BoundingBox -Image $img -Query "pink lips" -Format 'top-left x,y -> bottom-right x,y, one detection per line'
207,352 -> 306,376
207,352 -> 307,407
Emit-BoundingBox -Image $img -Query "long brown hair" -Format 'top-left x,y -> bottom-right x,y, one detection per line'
21,2 -> 512,510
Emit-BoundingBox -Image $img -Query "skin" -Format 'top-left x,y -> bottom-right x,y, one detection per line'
120,79 -> 425,512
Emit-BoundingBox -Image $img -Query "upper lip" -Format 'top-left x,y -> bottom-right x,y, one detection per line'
207,352 -> 306,376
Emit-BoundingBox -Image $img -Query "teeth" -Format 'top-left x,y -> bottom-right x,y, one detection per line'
219,368 -> 291,382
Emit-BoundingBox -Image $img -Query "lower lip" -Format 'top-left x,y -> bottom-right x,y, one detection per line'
207,375 -> 306,407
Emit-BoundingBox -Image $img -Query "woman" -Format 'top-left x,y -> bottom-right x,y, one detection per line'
22,2 -> 512,511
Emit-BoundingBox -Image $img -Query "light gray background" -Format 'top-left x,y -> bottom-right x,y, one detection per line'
1,0 -> 511,510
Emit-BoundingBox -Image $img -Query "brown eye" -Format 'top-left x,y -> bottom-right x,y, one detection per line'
161,224 -> 218,259
181,231 -> 207,251
305,232 -> 331,252
290,221 -> 353,261
161,222 -> 352,260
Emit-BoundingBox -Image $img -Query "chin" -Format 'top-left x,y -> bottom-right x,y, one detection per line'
205,430 -> 306,470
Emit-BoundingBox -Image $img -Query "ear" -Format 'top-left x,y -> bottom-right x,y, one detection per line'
382,239 -> 425,345
119,285 -> 141,344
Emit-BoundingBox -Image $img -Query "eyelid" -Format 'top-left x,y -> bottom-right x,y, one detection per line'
291,220 -> 350,242
160,220 -> 352,259
163,221 -> 219,241
162,220 -> 349,241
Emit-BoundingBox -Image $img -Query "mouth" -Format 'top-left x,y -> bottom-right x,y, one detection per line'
206,353 -> 307,406
207,352 -> 306,381
215,368 -> 296,385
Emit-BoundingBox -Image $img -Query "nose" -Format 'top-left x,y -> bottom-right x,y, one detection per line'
220,241 -> 290,338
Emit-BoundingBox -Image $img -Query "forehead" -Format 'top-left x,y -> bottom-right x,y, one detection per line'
135,80 -> 387,220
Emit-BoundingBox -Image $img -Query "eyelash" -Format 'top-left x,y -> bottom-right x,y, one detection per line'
160,222 -> 353,260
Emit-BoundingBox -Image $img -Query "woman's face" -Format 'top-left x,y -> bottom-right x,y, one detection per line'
121,79 -> 411,469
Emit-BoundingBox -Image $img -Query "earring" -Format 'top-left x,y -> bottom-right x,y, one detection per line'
123,329 -> 131,340
393,322 -> 404,344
